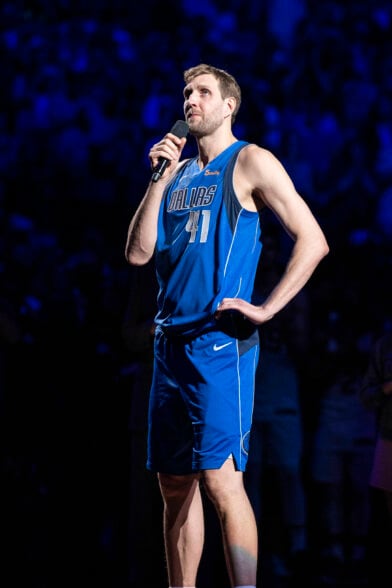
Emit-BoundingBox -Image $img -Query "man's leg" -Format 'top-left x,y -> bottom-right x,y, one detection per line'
158,472 -> 204,587
203,458 -> 258,587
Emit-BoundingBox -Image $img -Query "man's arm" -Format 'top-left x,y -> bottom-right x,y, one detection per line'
216,146 -> 329,324
125,181 -> 165,266
125,132 -> 188,266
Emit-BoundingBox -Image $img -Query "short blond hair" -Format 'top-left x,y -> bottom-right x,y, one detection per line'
183,63 -> 241,124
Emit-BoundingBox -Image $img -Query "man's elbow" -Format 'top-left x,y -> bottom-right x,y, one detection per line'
311,230 -> 329,262
125,248 -> 152,266
319,237 -> 330,260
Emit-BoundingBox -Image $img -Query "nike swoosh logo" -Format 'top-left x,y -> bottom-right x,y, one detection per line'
213,342 -> 233,351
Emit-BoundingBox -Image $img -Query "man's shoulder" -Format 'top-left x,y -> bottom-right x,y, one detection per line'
237,142 -> 280,167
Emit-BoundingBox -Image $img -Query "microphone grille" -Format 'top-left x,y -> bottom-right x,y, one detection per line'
170,120 -> 189,138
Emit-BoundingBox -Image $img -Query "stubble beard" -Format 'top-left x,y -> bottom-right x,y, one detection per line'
188,114 -> 223,138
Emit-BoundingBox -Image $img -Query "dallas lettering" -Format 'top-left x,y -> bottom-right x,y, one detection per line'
168,185 -> 217,211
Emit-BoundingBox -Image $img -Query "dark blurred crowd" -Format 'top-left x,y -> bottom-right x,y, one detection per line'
1,1 -> 392,587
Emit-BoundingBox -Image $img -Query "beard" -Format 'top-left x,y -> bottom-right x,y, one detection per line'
188,114 -> 223,137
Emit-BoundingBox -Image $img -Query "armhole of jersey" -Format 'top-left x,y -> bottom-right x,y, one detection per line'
163,158 -> 194,197
223,143 -> 248,232
177,158 -> 191,173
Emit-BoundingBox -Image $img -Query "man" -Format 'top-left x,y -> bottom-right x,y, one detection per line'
125,63 -> 329,588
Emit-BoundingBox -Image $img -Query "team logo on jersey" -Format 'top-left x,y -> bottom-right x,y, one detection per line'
168,185 -> 217,211
204,170 -> 220,176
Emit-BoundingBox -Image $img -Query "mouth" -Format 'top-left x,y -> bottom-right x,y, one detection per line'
186,112 -> 200,120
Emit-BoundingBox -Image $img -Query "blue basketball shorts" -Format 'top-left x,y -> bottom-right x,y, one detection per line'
147,326 -> 259,475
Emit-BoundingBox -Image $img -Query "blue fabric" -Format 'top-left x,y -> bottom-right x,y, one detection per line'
147,327 -> 259,474
155,141 -> 263,336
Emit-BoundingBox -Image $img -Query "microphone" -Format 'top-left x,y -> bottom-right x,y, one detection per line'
151,120 -> 189,182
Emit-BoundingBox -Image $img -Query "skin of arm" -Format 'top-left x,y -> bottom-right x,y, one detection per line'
125,132 -> 188,266
215,144 -> 330,325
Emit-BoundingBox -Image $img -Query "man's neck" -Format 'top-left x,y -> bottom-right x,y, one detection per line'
196,133 -> 237,169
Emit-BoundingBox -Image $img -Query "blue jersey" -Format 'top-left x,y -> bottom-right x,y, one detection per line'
155,140 -> 263,336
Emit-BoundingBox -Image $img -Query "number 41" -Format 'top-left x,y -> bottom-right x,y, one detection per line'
185,210 -> 211,243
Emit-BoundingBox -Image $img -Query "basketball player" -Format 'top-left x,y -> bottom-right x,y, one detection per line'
125,63 -> 329,588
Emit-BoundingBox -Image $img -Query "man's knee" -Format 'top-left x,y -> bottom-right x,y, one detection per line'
202,460 -> 244,504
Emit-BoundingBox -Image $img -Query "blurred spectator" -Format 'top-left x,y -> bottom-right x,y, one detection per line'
309,348 -> 377,586
360,325 -> 392,588
245,231 -> 310,586
1,1 -> 392,585
360,328 -> 392,519
120,260 -> 166,588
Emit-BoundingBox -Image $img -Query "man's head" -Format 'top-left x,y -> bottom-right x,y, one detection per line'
183,64 -> 241,124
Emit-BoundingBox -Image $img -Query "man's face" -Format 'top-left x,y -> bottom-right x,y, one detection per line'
183,74 -> 230,136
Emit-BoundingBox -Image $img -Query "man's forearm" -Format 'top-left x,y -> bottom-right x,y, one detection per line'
125,183 -> 163,265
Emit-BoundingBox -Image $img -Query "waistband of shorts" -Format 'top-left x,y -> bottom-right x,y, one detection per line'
157,311 -> 258,343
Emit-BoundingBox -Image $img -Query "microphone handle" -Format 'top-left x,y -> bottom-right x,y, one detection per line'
151,120 -> 189,182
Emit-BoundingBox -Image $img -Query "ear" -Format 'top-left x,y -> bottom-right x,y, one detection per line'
224,96 -> 236,118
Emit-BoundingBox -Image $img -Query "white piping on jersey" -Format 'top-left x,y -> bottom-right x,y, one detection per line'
250,345 -> 258,421
239,344 -> 258,463
251,217 -> 261,253
223,208 -> 243,276
236,339 -> 243,469
232,277 -> 242,298
171,229 -> 184,245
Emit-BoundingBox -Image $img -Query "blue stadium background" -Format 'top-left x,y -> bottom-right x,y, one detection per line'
1,1 -> 391,587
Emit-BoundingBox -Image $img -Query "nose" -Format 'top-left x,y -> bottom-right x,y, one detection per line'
185,90 -> 198,105
184,97 -> 196,115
